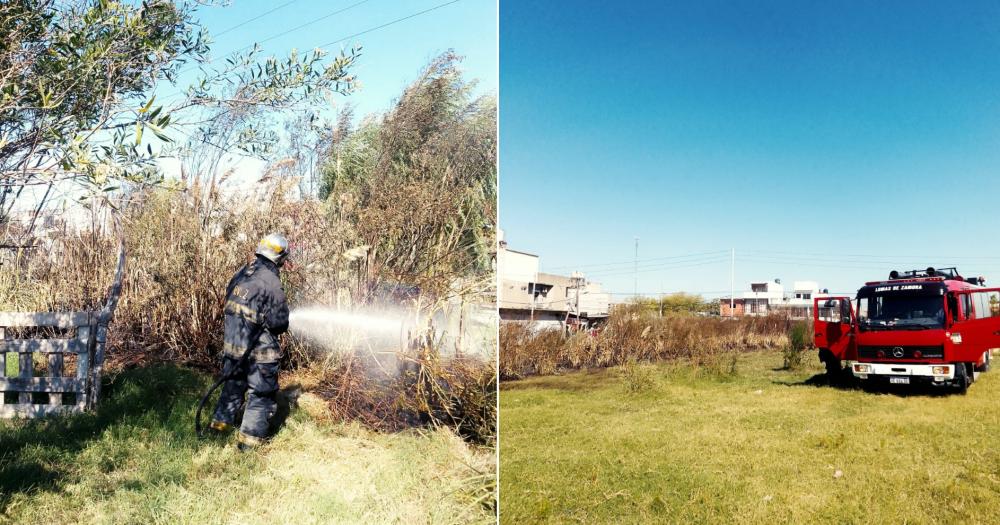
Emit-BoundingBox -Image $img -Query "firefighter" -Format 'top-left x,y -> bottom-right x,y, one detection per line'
209,233 -> 290,450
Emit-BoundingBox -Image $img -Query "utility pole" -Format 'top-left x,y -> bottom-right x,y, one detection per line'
529,282 -> 535,322
730,248 -> 735,318
659,283 -> 664,318
529,268 -> 537,322
576,275 -> 582,329
633,236 -> 639,301
570,271 -> 584,332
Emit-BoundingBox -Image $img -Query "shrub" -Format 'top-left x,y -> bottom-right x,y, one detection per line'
498,324 -> 565,380
692,342 -> 740,380
782,321 -> 811,370
619,359 -> 656,394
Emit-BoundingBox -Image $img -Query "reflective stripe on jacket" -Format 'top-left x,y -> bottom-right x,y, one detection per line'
222,256 -> 289,363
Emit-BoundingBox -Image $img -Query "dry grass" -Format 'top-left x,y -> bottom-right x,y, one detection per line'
0,365 -> 495,524
301,345 -> 497,445
618,359 -> 656,394
500,307 -> 795,380
0,183 -> 496,445
0,181 -> 323,370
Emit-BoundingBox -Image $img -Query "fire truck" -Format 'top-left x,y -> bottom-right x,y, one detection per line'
813,267 -> 997,392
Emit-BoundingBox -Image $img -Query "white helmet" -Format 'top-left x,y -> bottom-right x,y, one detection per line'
255,233 -> 289,266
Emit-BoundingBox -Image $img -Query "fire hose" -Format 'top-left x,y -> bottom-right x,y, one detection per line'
194,345 -> 254,438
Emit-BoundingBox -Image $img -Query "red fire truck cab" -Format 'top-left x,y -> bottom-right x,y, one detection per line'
813,267 -> 998,392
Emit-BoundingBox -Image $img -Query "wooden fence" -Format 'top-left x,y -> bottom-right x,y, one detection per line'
0,312 -> 95,417
0,238 -> 125,418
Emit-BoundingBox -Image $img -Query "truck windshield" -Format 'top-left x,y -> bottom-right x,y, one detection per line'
857,294 -> 945,330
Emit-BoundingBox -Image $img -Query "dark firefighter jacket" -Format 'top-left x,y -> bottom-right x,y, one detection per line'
222,256 -> 289,363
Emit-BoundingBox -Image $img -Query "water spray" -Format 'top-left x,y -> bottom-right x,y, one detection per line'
288,308 -> 413,346
195,307 -> 417,438
195,303 -> 493,437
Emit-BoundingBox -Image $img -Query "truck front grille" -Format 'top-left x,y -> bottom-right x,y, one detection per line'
857,345 -> 944,360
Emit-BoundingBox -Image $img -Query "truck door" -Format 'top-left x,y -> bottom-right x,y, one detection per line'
950,288 -> 1000,363
813,297 -> 856,360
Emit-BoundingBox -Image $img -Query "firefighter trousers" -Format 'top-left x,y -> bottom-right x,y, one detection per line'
211,355 -> 279,442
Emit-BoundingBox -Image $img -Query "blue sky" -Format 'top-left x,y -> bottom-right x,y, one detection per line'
152,0 -> 495,170
15,0 -> 496,215
500,0 -> 1000,300
181,0 -> 496,116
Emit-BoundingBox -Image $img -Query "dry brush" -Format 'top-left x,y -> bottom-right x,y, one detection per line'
500,306 -> 807,380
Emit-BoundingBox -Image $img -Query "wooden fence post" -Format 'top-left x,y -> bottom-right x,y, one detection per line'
47,350 -> 63,406
77,323 -> 91,411
18,331 -> 31,405
88,238 -> 125,411
0,326 -> 5,405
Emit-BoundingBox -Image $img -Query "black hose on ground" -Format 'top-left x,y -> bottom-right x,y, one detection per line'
195,348 -> 253,438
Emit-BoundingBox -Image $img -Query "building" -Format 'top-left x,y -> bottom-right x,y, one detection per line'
720,279 -> 827,319
744,280 -> 785,315
497,231 -> 611,330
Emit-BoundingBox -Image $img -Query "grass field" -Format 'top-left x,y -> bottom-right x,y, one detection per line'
500,350 -> 1000,524
0,364 -> 495,525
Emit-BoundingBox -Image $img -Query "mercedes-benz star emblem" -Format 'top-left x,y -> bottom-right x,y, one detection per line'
892,347 -> 904,358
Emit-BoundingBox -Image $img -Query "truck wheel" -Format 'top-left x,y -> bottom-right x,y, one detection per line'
953,364 -> 969,395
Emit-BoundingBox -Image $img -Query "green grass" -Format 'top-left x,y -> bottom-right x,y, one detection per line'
500,351 -> 1000,524
0,365 -> 495,524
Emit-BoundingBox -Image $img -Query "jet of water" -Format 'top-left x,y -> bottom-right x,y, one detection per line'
289,307 -> 411,348
288,304 -> 496,362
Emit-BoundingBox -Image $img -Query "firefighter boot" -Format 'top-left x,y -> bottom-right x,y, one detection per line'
208,420 -> 233,434
236,431 -> 266,452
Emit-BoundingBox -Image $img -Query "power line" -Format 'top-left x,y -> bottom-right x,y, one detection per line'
584,254 -> 732,276
160,0 -> 467,149
743,248 -> 1000,261
316,0 -> 463,48
633,236 -> 638,300
190,0 -> 464,77
590,258 -> 730,279
737,257 -> 909,272
155,0 -> 376,106
741,254 -> 969,266
541,248 -> 1000,273
542,249 -> 730,271
212,0 -> 300,38
181,0 -> 375,78
157,0 -> 462,110
737,255 -> 996,272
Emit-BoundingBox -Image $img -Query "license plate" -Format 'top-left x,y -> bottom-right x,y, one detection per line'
889,377 -> 910,384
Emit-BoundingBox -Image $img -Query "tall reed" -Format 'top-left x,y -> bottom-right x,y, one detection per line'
500,306 -> 803,380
